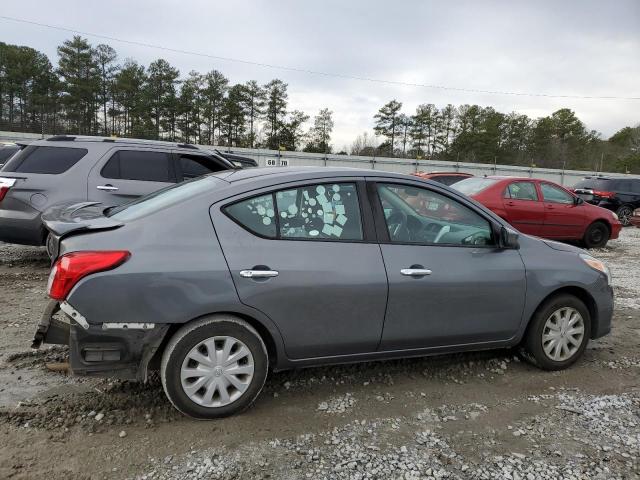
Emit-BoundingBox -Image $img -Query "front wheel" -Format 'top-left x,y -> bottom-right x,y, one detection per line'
161,315 -> 269,419
522,294 -> 591,371
582,221 -> 609,249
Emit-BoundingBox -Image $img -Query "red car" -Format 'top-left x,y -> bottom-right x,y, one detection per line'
413,171 -> 473,186
453,176 -> 622,248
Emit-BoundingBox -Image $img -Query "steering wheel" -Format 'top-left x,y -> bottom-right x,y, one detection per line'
387,210 -> 410,241
463,231 -> 490,246
433,225 -> 451,243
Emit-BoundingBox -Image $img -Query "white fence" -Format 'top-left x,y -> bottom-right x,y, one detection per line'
1,131 -> 631,187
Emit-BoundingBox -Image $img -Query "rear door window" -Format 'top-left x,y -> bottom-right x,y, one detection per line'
225,182 -> 364,241
101,150 -> 175,182
2,145 -> 87,174
505,182 -> 538,201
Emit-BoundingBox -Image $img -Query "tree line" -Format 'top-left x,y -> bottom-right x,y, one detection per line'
0,37 -> 638,172
365,100 -> 639,173
0,37 -> 333,153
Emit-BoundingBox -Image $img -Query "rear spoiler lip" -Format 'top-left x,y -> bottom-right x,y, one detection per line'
41,201 -> 124,237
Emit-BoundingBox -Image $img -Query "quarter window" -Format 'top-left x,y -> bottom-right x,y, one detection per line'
540,183 -> 574,204
377,183 -> 493,246
225,194 -> 277,238
3,145 -> 87,174
101,150 -> 174,182
505,182 -> 538,201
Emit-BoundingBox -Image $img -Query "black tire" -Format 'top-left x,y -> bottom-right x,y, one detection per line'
161,315 -> 268,419
582,221 -> 609,249
616,205 -> 633,227
522,294 -> 591,371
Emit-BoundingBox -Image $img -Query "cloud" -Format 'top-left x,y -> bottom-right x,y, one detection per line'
1,0 -> 638,146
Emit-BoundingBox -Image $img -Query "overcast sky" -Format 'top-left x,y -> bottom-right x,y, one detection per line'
2,1 -> 639,149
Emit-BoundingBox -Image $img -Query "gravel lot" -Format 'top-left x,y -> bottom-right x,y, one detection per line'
0,230 -> 638,479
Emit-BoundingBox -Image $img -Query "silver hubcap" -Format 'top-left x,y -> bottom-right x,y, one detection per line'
542,307 -> 585,362
180,336 -> 254,408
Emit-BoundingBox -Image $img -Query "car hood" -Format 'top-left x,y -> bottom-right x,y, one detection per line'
542,239 -> 585,254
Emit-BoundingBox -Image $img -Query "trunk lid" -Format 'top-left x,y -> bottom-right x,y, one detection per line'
41,202 -> 124,260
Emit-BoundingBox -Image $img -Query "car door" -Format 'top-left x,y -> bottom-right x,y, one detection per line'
211,179 -> 388,359
87,148 -> 177,206
501,181 -> 545,235
370,180 -> 526,350
539,182 -> 586,239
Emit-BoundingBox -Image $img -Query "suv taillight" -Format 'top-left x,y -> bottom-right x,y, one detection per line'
0,177 -> 16,203
593,190 -> 615,199
47,251 -> 130,300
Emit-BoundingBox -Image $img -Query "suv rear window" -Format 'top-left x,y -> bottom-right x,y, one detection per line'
572,178 -> 613,191
102,150 -> 175,182
0,145 -> 19,164
2,145 -> 87,174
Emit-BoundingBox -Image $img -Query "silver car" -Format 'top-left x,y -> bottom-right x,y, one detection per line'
33,167 -> 613,418
0,136 -> 234,246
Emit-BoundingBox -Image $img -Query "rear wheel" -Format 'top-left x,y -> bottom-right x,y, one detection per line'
582,221 -> 609,249
522,294 -> 591,370
616,205 -> 633,226
161,315 -> 268,419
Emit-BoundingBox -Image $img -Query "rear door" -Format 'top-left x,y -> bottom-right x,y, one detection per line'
87,148 -> 176,206
539,182 -> 586,238
211,178 -> 388,359
501,181 -> 545,235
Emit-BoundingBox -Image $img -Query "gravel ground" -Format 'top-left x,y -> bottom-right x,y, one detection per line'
0,230 -> 638,479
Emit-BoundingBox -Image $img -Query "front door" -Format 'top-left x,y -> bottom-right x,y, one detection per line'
87,148 -> 177,206
502,181 -> 544,235
539,182 -> 585,238
211,179 -> 388,359
371,181 -> 526,350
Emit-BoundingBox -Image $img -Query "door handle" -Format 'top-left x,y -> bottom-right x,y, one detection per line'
97,185 -> 119,191
240,269 -> 279,278
400,268 -> 432,277
506,201 -> 515,206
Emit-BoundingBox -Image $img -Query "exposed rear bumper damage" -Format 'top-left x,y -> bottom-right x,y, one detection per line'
32,300 -> 169,381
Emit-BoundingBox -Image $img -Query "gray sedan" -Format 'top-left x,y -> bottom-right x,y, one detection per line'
33,167 -> 613,418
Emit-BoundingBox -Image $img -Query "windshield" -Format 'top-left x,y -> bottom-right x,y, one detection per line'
452,177 -> 498,196
107,176 -> 216,221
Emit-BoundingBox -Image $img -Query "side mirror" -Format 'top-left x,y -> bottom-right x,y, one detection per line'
499,226 -> 520,249
574,196 -> 584,205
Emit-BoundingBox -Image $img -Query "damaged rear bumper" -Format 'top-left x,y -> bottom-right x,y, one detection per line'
32,300 -> 170,381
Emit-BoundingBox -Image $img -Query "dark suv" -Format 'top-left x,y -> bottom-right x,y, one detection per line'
0,136 -> 236,246
572,176 -> 640,226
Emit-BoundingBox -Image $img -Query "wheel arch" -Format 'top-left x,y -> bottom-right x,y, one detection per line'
526,286 -> 600,340
149,311 -> 283,373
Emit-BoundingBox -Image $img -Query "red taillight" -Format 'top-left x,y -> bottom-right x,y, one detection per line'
0,186 -> 10,202
593,190 -> 615,199
47,251 -> 130,300
0,177 -> 16,203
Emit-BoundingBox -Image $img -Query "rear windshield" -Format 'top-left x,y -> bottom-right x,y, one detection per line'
2,145 -> 87,174
452,177 -> 498,195
107,176 -> 215,221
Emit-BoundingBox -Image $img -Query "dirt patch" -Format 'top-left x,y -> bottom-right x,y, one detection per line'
0,231 -> 638,479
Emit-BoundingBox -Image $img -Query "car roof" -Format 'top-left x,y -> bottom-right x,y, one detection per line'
211,166 -> 426,185
418,171 -> 472,176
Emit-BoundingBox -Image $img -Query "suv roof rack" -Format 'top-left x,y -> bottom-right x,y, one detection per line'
177,143 -> 198,150
47,135 -> 77,141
